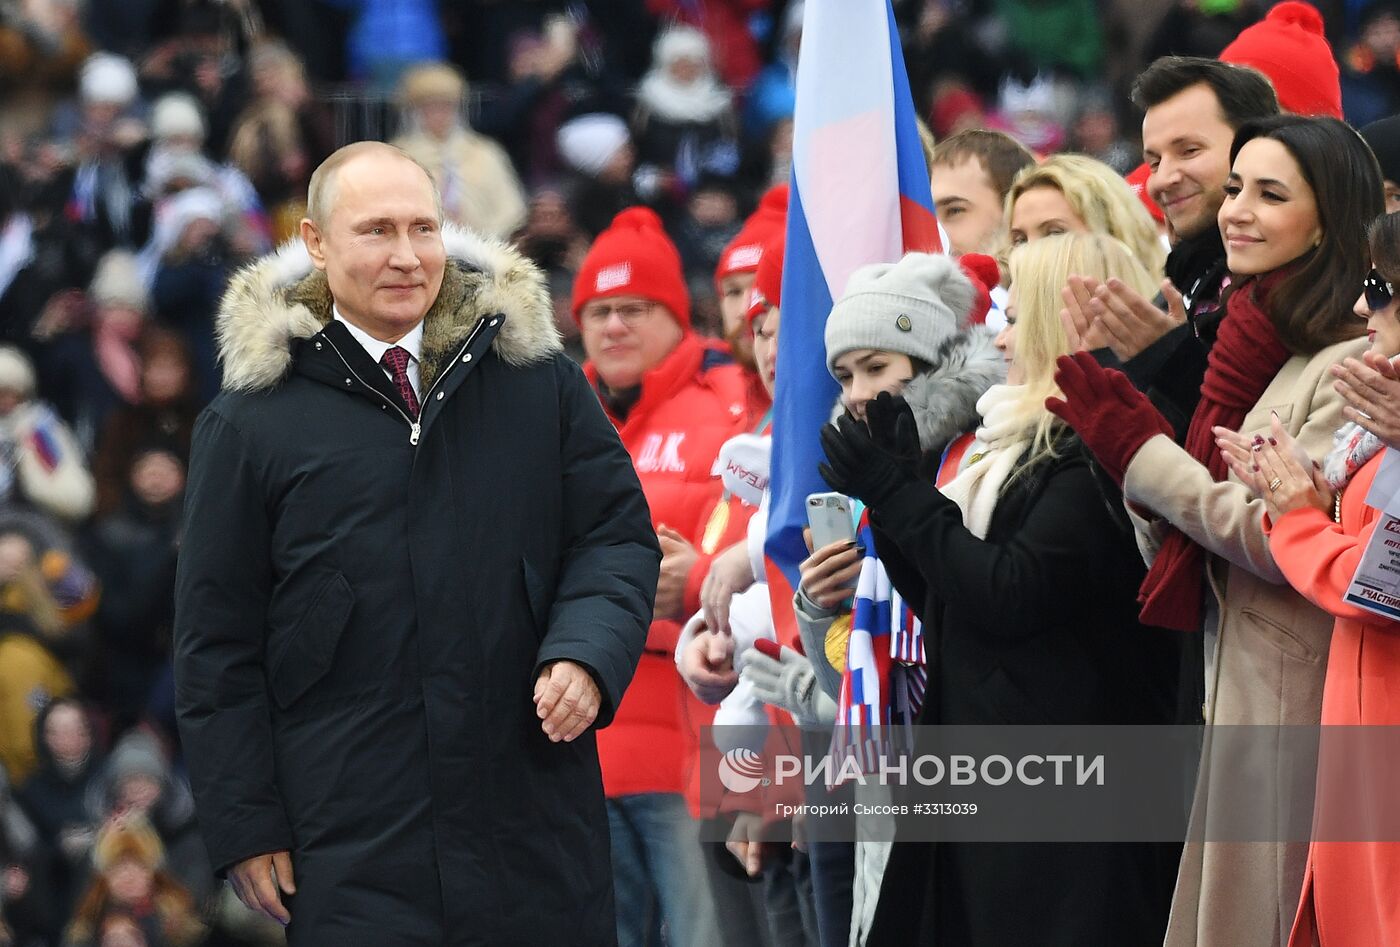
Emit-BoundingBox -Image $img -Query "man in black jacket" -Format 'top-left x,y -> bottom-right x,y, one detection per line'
1063,57 -> 1279,437
173,141 -> 660,945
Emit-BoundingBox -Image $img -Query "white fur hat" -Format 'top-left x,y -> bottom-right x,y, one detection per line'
80,53 -> 139,106
556,113 -> 630,176
151,93 -> 206,141
89,250 -> 150,312
0,346 -> 36,397
825,253 -> 976,376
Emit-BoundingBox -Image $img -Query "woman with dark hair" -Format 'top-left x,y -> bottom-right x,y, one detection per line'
1046,114 -> 1383,947
1216,211 -> 1400,947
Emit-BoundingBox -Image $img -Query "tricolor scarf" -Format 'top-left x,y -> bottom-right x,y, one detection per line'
826,393 -> 1016,779
1138,270 -> 1292,632
829,526 -> 925,780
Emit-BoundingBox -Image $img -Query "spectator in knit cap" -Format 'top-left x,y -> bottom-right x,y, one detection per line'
1362,115 -> 1400,213
143,92 -> 270,259
1219,0 -> 1343,118
392,63 -> 527,240
88,731 -> 210,902
557,113 -> 646,238
711,184 -> 787,418
575,206 -> 752,947
34,249 -> 149,452
632,26 -> 741,202
55,53 -> 152,255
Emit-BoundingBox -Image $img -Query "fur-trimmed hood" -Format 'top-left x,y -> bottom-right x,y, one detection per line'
215,225 -> 560,392
903,325 -> 1005,454
829,325 -> 1005,455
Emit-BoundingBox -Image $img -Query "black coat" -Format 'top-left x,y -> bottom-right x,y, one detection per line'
865,437 -> 1181,946
173,229 -> 660,946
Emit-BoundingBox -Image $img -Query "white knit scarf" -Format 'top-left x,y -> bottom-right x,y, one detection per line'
940,384 -> 1036,538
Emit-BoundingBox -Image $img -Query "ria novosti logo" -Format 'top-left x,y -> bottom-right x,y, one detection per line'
717,748 -> 766,793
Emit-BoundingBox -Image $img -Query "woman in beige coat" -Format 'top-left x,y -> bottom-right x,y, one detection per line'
1048,115 -> 1383,947
392,63 -> 527,240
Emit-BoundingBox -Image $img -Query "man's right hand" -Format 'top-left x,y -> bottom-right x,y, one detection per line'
1091,278 -> 1187,362
229,851 -> 295,925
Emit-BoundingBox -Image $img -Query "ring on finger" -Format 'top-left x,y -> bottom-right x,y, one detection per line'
1268,477 -> 1283,492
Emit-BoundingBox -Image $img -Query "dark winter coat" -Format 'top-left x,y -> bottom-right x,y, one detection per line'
865,435 -> 1182,947
173,226 -> 660,946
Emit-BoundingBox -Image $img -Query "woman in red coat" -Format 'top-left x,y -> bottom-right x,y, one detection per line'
1218,210 -> 1400,947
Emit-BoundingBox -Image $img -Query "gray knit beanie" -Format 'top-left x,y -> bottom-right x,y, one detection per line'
824,252 -> 976,377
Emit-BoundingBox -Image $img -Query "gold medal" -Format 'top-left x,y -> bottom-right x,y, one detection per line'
701,496 -> 731,555
826,613 -> 852,672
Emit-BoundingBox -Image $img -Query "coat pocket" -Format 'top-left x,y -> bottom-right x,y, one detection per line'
521,558 -> 550,638
268,572 -> 355,710
1237,605 -> 1322,663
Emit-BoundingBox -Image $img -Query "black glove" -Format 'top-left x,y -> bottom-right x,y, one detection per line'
864,391 -> 923,474
818,394 -> 922,509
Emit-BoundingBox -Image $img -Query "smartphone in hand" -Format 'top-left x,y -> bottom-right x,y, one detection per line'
806,492 -> 856,550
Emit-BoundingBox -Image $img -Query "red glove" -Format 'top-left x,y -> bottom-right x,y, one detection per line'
1045,352 -> 1173,485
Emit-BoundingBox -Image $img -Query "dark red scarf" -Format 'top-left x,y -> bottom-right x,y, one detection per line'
1137,270 -> 1292,631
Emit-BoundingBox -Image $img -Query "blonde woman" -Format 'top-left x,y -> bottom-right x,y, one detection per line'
1005,154 -> 1167,279
821,233 -> 1181,946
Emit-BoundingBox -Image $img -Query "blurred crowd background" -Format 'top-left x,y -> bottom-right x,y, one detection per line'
0,0 -> 1394,944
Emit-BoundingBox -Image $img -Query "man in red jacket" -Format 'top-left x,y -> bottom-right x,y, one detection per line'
576,206 -> 750,947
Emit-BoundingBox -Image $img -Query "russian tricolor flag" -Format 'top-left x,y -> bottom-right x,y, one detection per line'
763,0 -> 941,646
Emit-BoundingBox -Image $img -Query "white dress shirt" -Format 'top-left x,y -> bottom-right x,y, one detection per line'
333,306 -> 423,399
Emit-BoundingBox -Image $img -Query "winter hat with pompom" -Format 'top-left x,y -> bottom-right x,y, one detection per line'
1220,1 -> 1342,119
572,207 -> 690,328
957,253 -> 1000,326
825,253 -> 976,376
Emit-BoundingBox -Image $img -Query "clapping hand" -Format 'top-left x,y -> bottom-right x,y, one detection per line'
818,392 -> 922,509
1215,414 -> 1330,521
1333,350 -> 1400,447
1046,352 -> 1174,484
1060,276 -> 1186,360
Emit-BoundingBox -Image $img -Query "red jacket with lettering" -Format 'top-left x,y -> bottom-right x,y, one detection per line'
588,333 -> 752,799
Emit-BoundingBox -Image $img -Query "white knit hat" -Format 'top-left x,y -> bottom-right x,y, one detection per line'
824,253 -> 976,376
89,250 -> 149,312
556,113 -> 630,176
151,93 -> 206,141
80,53 -> 139,106
0,346 -> 36,397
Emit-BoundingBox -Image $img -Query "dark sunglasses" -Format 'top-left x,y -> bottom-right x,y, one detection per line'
1365,269 -> 1395,311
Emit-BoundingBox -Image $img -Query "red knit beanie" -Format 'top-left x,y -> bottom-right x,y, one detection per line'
745,234 -> 786,323
717,185 -> 789,286
1220,2 -> 1342,119
957,253 -> 999,326
572,207 -> 690,328
1124,162 -> 1166,224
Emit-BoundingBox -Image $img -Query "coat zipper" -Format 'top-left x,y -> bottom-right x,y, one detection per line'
321,318 -> 496,445
322,334 -> 422,444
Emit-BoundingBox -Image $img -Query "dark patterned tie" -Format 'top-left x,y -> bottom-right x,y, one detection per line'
380,346 -> 420,418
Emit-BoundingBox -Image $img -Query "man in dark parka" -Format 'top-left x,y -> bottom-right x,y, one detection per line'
173,142 -> 660,945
